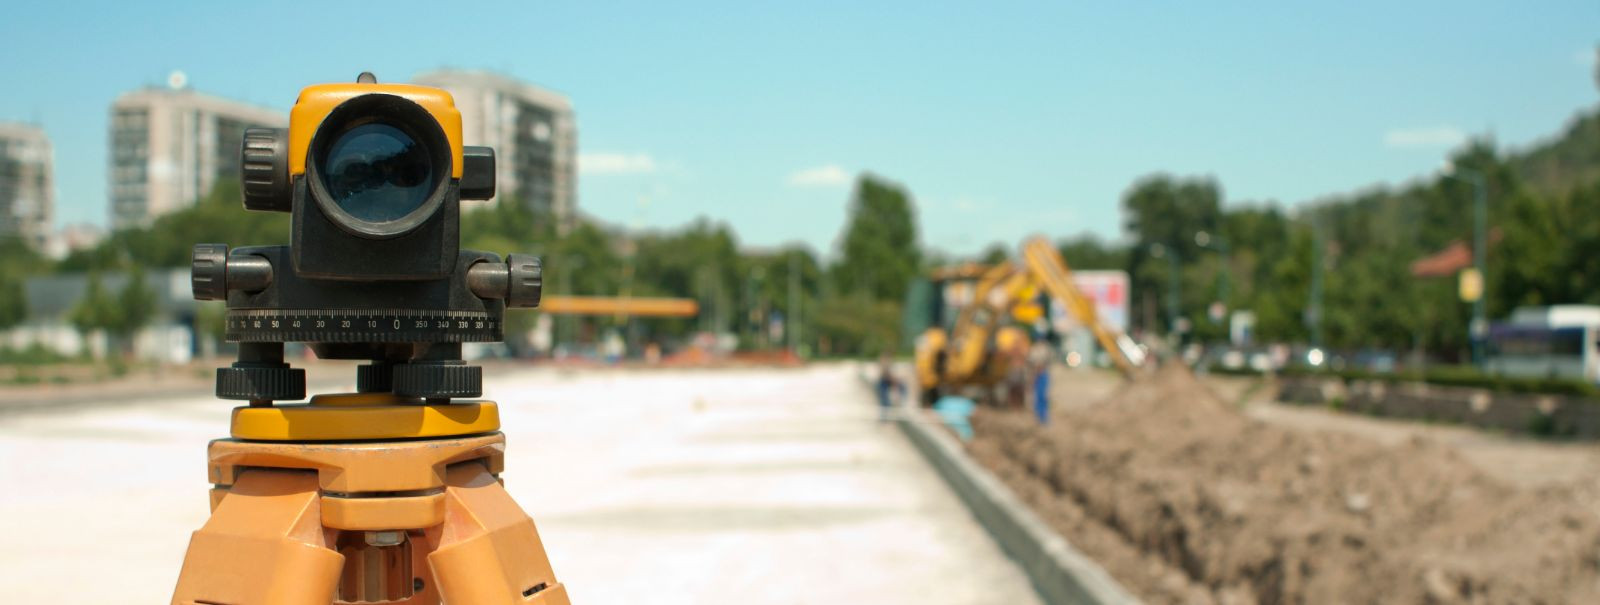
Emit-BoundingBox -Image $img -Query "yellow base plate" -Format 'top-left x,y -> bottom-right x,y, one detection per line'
231,393 -> 500,441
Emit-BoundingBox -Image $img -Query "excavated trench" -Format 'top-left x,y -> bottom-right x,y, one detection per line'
966,365 -> 1600,604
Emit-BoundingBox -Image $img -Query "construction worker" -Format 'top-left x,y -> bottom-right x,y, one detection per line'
1028,337 -> 1054,425
875,353 -> 901,422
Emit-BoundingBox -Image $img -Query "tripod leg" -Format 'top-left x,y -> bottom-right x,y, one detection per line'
172,469 -> 343,605
430,461 -> 570,605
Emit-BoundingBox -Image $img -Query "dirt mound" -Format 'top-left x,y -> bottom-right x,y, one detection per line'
969,365 -> 1600,604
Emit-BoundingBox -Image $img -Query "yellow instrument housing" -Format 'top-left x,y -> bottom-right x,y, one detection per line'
287,82 -> 465,179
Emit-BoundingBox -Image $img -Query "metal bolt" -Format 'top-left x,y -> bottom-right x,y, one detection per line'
364,530 -> 405,547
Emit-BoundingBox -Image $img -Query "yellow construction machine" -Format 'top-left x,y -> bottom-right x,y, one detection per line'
913,236 -> 1141,405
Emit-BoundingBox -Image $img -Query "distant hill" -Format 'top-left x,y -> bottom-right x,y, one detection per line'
1510,106 -> 1600,197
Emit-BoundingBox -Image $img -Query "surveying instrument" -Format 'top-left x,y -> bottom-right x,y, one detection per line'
171,73 -> 570,604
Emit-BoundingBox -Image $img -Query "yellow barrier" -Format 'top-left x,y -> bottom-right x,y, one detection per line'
539,296 -> 699,317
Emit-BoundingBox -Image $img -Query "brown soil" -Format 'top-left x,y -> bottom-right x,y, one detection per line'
969,365 -> 1600,605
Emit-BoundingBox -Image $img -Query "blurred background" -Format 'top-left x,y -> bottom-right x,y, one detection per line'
2,2 -> 1599,604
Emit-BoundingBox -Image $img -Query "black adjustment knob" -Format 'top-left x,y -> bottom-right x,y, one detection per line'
392,363 -> 482,400
216,365 -> 306,402
241,128 -> 290,212
192,243 -> 228,301
356,362 -> 394,393
506,254 -> 542,308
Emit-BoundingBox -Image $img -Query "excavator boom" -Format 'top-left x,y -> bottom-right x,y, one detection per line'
1021,237 -> 1140,377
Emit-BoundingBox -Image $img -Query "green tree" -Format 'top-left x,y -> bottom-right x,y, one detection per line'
460,194 -> 547,254
195,301 -> 226,352
550,220 -> 622,298
1510,108 -> 1600,198
1056,235 -> 1128,270
819,174 -> 923,355
726,245 -> 826,351
69,271 -> 115,353
1559,183 -> 1600,304
0,237 -> 40,330
813,297 -> 902,356
58,178 -> 289,272
1219,205 -> 1289,307
632,218 -> 742,335
832,174 -> 920,303
977,242 -> 1010,265
1491,189 -> 1566,314
0,278 -> 23,331
1122,175 -> 1223,334
111,264 -> 157,350
1252,224 -> 1313,342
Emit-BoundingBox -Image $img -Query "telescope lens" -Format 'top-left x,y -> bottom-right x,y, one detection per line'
321,123 -> 434,223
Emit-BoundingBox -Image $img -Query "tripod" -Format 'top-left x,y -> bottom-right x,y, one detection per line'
171,350 -> 570,605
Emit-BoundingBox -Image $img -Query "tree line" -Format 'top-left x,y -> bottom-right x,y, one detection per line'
1107,119 -> 1600,362
0,174 -> 924,357
3,106 -> 1596,360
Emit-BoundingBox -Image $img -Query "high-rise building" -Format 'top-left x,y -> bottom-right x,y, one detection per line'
108,87 -> 285,229
0,122 -> 53,250
412,70 -> 577,232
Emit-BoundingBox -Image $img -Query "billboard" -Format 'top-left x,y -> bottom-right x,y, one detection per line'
1048,270 -> 1130,334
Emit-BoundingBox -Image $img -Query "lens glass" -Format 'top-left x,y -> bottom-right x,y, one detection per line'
321,123 -> 434,223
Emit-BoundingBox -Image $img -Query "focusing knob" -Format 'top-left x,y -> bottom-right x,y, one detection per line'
392,362 -> 482,399
192,243 -> 228,301
216,364 -> 306,402
356,362 -> 394,393
507,254 -> 542,308
241,128 -> 290,212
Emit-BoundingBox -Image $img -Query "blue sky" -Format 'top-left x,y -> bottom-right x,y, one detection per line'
2,1 -> 1595,256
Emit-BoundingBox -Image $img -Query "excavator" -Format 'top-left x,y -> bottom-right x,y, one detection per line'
913,236 -> 1143,405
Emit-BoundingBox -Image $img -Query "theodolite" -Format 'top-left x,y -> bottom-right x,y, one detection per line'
171,72 -> 569,605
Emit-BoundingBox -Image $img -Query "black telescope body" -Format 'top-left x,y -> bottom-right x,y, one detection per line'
192,74 -> 541,403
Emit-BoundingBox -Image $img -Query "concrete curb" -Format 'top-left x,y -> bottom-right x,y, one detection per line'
897,410 -> 1141,605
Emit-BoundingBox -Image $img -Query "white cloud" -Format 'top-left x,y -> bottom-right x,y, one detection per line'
949,197 -> 989,213
1383,127 -> 1466,149
579,152 -> 657,175
786,164 -> 852,187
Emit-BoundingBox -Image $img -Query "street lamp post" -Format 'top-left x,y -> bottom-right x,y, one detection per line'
1470,174 -> 1487,366
787,252 -> 801,355
1149,243 -> 1181,339
746,266 -> 766,349
557,255 -> 584,354
1443,164 -> 1489,367
1195,230 -> 1231,330
1307,223 -> 1324,351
